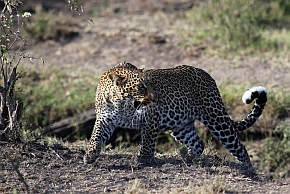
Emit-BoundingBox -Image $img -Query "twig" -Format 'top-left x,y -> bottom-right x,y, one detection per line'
5,153 -> 29,193
49,146 -> 64,161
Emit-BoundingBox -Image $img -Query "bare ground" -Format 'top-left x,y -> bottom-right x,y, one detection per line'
1,0 -> 290,193
1,141 -> 290,194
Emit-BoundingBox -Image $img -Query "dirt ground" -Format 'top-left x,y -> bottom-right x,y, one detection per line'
1,141 -> 290,194
1,0 -> 290,193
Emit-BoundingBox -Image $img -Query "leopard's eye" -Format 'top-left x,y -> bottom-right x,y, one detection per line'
138,83 -> 146,89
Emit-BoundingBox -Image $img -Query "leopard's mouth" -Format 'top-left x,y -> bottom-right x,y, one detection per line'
133,100 -> 150,113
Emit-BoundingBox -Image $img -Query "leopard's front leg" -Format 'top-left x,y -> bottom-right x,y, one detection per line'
84,120 -> 114,164
138,113 -> 160,163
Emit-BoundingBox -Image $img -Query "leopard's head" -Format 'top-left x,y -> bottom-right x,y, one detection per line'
97,62 -> 156,119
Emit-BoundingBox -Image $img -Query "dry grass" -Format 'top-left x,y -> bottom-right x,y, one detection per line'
2,139 -> 290,193
125,179 -> 149,194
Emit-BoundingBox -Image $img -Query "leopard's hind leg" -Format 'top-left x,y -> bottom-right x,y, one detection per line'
202,116 -> 251,164
170,122 -> 205,157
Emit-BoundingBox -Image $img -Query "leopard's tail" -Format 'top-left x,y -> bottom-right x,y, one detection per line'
233,86 -> 268,131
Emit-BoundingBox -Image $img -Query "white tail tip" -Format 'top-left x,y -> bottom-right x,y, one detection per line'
242,86 -> 267,104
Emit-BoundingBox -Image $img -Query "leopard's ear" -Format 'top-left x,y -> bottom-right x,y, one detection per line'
108,73 -> 128,87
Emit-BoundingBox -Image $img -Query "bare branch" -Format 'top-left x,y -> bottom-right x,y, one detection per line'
7,66 -> 17,90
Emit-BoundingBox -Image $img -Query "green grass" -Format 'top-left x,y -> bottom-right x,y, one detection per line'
262,29 -> 290,51
182,0 -> 290,56
15,65 -> 290,134
266,88 -> 290,119
23,6 -> 81,41
16,64 -> 99,126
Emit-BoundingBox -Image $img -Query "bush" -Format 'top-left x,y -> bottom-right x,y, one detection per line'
0,0 -> 32,141
278,0 -> 290,16
0,0 -> 84,141
261,121 -> 290,179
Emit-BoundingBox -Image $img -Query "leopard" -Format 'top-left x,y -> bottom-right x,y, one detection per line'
83,61 -> 267,165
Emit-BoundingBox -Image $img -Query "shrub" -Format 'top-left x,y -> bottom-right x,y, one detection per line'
261,121 -> 290,179
0,0 -> 84,141
0,0 -> 34,141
